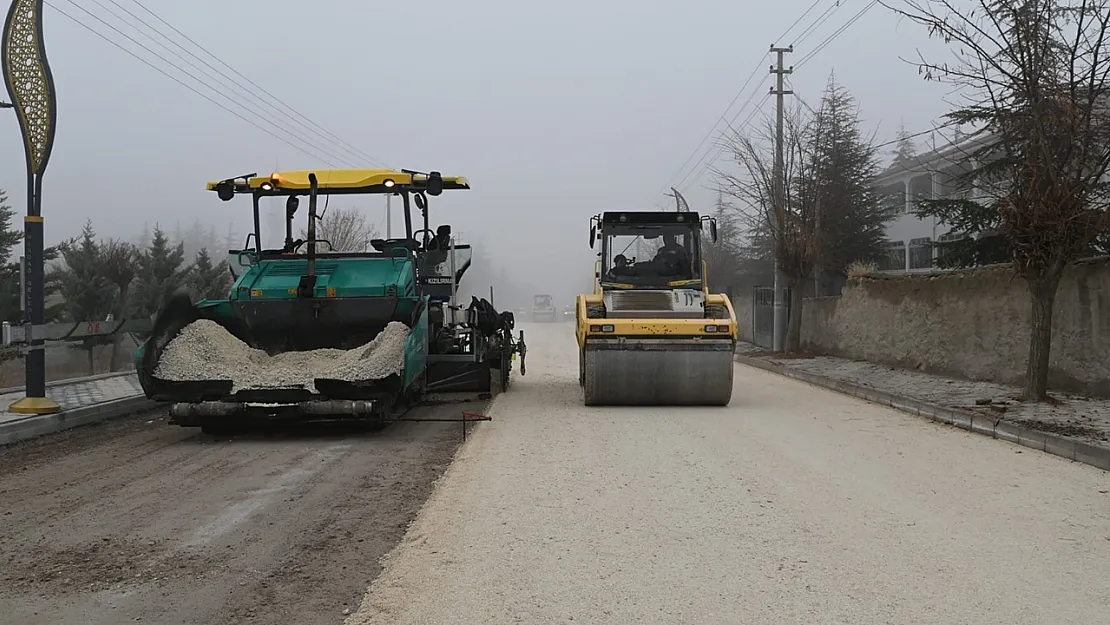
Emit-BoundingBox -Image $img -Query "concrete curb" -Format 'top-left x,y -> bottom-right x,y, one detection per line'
735,353 -> 1110,472
0,395 -> 156,447
0,370 -> 137,396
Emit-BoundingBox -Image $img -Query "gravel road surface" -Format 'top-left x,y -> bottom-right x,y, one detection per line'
346,322 -> 1110,625
0,400 -> 482,625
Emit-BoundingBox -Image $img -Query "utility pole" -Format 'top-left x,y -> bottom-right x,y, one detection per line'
770,45 -> 792,352
813,195 -> 822,297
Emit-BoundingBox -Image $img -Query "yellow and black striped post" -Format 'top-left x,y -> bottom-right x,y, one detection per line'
3,0 -> 60,414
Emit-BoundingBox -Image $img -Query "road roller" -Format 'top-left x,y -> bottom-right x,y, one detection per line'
575,210 -> 737,406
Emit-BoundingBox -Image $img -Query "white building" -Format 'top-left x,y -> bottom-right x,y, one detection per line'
872,134 -> 995,273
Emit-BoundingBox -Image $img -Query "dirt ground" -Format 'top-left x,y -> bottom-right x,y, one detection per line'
0,401 -> 483,625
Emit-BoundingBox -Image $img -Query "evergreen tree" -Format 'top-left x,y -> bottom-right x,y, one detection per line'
135,222 -> 151,248
0,189 -> 24,323
98,239 -> 140,370
891,124 -> 917,167
225,223 -> 239,251
702,191 -> 743,292
133,225 -> 189,317
0,189 -> 66,324
0,188 -> 22,261
56,221 -> 114,374
205,224 -> 221,257
808,75 -> 887,290
188,248 -> 232,301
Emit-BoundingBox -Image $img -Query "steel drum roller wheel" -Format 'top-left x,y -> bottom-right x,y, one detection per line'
582,347 -> 734,406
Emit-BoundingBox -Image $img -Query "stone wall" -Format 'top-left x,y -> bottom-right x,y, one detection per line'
799,259 -> 1110,397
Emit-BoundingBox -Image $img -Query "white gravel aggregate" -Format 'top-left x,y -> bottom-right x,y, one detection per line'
345,322 -> 1110,625
154,319 -> 409,392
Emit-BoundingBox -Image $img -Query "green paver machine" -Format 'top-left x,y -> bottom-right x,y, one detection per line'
134,168 -> 526,434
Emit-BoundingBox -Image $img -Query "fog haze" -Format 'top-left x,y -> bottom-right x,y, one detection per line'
2,0 -> 954,308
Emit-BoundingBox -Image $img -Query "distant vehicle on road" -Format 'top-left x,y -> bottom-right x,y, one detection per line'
532,294 -> 557,323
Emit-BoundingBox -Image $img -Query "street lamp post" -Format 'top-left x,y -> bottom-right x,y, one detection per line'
2,0 -> 60,414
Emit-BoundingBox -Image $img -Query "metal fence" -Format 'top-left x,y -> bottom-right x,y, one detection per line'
752,286 -> 791,350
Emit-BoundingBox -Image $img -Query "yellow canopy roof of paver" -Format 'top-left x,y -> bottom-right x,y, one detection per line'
205,168 -> 470,195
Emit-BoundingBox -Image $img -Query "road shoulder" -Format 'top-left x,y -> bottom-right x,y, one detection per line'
734,347 -> 1110,471
0,372 -> 152,446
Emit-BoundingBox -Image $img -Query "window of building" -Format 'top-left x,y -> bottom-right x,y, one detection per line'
880,184 -> 905,218
936,231 -> 968,267
876,241 -> 906,271
908,174 -> 933,214
909,237 -> 934,269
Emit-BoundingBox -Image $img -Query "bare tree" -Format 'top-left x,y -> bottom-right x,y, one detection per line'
701,191 -> 745,293
302,207 -> 380,252
716,104 -> 822,351
889,0 -> 1110,399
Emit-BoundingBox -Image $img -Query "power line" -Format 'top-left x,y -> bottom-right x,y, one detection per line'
45,0 -> 344,166
792,87 -> 818,114
792,1 -> 844,47
80,0 -> 361,167
676,86 -> 771,193
96,0 -> 377,167
779,0 -> 826,45
651,55 -> 769,200
796,0 -> 880,68
668,69 -> 770,194
122,0 -> 389,168
655,2 -> 852,203
873,122 -> 958,150
678,93 -> 773,195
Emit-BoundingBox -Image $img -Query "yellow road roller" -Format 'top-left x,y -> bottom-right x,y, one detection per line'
575,210 -> 738,406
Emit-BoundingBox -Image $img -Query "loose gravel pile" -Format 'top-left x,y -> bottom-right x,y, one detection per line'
154,319 -> 411,393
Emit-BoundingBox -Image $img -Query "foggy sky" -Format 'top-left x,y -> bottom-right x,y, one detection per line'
1,0 -> 955,303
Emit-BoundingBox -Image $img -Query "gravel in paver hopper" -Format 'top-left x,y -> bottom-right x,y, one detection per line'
575,211 -> 737,406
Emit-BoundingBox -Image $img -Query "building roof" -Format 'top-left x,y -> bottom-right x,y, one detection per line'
874,131 -> 997,186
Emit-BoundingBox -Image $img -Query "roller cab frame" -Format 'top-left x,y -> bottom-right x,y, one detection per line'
575,211 -> 738,406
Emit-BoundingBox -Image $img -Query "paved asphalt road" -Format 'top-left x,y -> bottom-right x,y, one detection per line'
345,322 -> 1110,625
2,322 -> 1108,625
